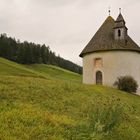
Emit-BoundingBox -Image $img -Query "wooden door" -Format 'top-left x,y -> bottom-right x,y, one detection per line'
96,71 -> 102,85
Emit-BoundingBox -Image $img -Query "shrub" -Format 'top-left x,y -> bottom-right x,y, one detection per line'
114,76 -> 138,93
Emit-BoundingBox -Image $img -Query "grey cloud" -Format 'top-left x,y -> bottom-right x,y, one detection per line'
0,0 -> 140,66
30,0 -> 97,7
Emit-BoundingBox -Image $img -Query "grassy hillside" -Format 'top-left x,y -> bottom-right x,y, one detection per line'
0,58 -> 41,77
25,64 -> 81,82
0,58 -> 140,140
0,57 -> 81,81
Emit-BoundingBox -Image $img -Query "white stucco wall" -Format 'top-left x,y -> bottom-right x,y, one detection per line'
83,51 -> 140,93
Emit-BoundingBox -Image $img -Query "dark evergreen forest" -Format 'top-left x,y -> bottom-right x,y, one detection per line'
0,34 -> 82,74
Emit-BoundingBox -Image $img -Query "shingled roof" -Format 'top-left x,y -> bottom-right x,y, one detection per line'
80,16 -> 140,57
116,13 -> 125,22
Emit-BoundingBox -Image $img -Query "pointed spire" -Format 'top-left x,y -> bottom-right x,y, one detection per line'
108,6 -> 111,16
119,8 -> 121,14
114,11 -> 127,29
116,8 -> 125,22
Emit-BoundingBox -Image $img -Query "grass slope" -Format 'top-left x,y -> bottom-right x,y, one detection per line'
0,57 -> 140,140
25,64 -> 81,82
0,58 -> 41,77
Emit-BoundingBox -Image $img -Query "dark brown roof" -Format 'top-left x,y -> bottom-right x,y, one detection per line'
116,13 -> 125,22
114,13 -> 127,29
80,16 -> 140,57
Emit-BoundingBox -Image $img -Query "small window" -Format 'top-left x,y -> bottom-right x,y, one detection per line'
94,58 -> 103,68
118,29 -> 121,37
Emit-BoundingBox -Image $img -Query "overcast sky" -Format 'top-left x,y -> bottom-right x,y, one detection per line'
0,0 -> 140,65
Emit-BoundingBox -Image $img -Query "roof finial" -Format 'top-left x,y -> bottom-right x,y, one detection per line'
119,8 -> 121,14
108,6 -> 111,16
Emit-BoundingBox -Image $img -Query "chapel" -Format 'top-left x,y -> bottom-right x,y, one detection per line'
80,10 -> 140,91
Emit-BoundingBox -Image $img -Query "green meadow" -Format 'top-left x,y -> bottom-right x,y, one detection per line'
0,57 -> 140,140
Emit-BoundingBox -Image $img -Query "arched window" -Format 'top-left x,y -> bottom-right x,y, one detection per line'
96,71 -> 102,85
118,29 -> 121,37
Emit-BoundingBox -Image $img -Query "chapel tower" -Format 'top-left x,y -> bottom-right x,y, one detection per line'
114,9 -> 128,40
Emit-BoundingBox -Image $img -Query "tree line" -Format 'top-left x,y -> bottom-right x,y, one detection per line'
0,34 -> 82,74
